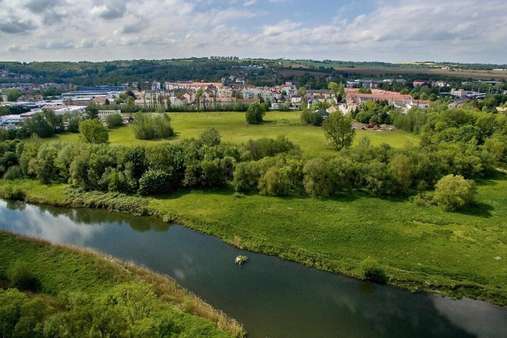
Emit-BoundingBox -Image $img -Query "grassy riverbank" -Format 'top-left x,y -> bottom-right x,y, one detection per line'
0,230 -> 245,337
1,178 -> 506,306
51,111 -> 419,156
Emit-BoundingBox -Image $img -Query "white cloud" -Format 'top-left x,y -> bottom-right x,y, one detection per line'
0,0 -> 505,63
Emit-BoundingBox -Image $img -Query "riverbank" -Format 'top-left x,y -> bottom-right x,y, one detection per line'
1,178 -> 506,307
0,229 -> 245,337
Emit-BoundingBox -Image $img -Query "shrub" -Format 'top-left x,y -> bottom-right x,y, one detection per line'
323,112 -> 355,151
138,170 -> 172,196
2,186 -> 26,201
199,128 -> 221,146
359,257 -> 387,284
244,136 -> 298,161
79,119 -> 109,144
3,165 -> 23,180
7,262 -> 41,292
258,167 -> 291,196
133,113 -> 174,140
300,109 -> 324,126
233,162 -> 262,193
303,158 -> 335,197
245,103 -> 266,125
433,175 -> 476,211
105,113 -> 123,128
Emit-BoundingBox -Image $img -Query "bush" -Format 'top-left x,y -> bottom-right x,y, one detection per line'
199,128 -> 221,146
300,109 -> 324,126
359,257 -> 387,284
433,175 -> 476,211
244,136 -> 299,160
79,119 -> 109,144
3,165 -> 23,180
303,158 -> 335,197
105,113 -> 123,128
245,103 -> 266,125
138,170 -> 173,196
7,262 -> 41,292
258,167 -> 291,196
133,113 -> 174,140
2,186 -> 26,201
233,162 -> 262,193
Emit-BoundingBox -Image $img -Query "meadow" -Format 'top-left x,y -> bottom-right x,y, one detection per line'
53,111 -> 419,156
1,175 -> 506,305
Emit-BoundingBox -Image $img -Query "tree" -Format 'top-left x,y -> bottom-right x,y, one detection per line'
199,128 -> 221,146
245,103 -> 266,125
433,175 -> 476,211
6,89 -> 22,102
196,88 -> 204,111
132,113 -> 174,140
328,82 -> 344,102
85,103 -> 99,119
79,119 -> 109,144
105,113 -> 123,128
323,112 -> 355,151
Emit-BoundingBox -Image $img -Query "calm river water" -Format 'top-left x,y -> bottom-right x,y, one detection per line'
0,200 -> 506,338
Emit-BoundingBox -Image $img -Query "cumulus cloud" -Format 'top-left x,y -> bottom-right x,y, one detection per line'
0,0 -> 505,63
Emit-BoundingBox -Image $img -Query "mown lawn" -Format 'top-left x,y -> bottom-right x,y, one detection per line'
1,176 -> 506,305
54,111 -> 419,156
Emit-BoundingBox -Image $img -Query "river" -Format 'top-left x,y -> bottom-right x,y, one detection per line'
0,200 -> 505,338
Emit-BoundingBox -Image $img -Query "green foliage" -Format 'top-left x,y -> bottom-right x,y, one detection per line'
105,113 -> 124,129
243,136 -> 299,160
433,175 -> 476,211
85,103 -> 99,119
23,110 -> 62,138
7,262 -> 41,292
6,89 -> 23,102
353,101 -> 393,125
323,112 -> 355,151
233,162 -> 262,193
392,108 -> 427,133
138,170 -> 173,196
359,257 -> 387,284
245,103 -> 266,125
3,165 -> 23,180
133,113 -> 174,140
199,128 -> 221,146
300,109 -> 324,126
79,119 -> 109,144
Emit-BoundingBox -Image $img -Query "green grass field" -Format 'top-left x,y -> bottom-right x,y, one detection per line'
1,176 -> 506,305
54,111 -> 419,156
0,231 -> 243,337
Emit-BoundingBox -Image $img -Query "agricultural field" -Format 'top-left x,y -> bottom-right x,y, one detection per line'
53,111 -> 419,156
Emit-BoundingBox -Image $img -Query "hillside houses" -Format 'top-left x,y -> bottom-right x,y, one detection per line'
345,88 -> 431,112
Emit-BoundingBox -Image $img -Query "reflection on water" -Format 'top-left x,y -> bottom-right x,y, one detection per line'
1,200 -> 506,338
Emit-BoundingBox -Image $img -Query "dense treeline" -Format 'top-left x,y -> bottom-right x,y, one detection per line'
0,134 -> 300,195
1,106 -> 505,205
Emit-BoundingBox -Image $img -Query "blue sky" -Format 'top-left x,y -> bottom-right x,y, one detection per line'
0,0 -> 506,64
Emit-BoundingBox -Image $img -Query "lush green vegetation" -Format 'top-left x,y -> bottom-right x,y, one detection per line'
0,231 -> 244,337
51,111 -> 419,156
0,176 -> 506,306
1,102 -> 506,308
133,113 -> 174,140
79,119 -> 109,144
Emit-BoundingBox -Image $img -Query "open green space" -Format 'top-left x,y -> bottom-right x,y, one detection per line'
0,230 -> 243,337
53,111 -> 419,156
1,176 -> 506,305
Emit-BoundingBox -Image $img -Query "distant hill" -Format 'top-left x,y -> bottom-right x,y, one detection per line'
0,58 -> 506,88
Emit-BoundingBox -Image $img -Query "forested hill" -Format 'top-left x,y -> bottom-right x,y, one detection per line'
1,58 -> 506,87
